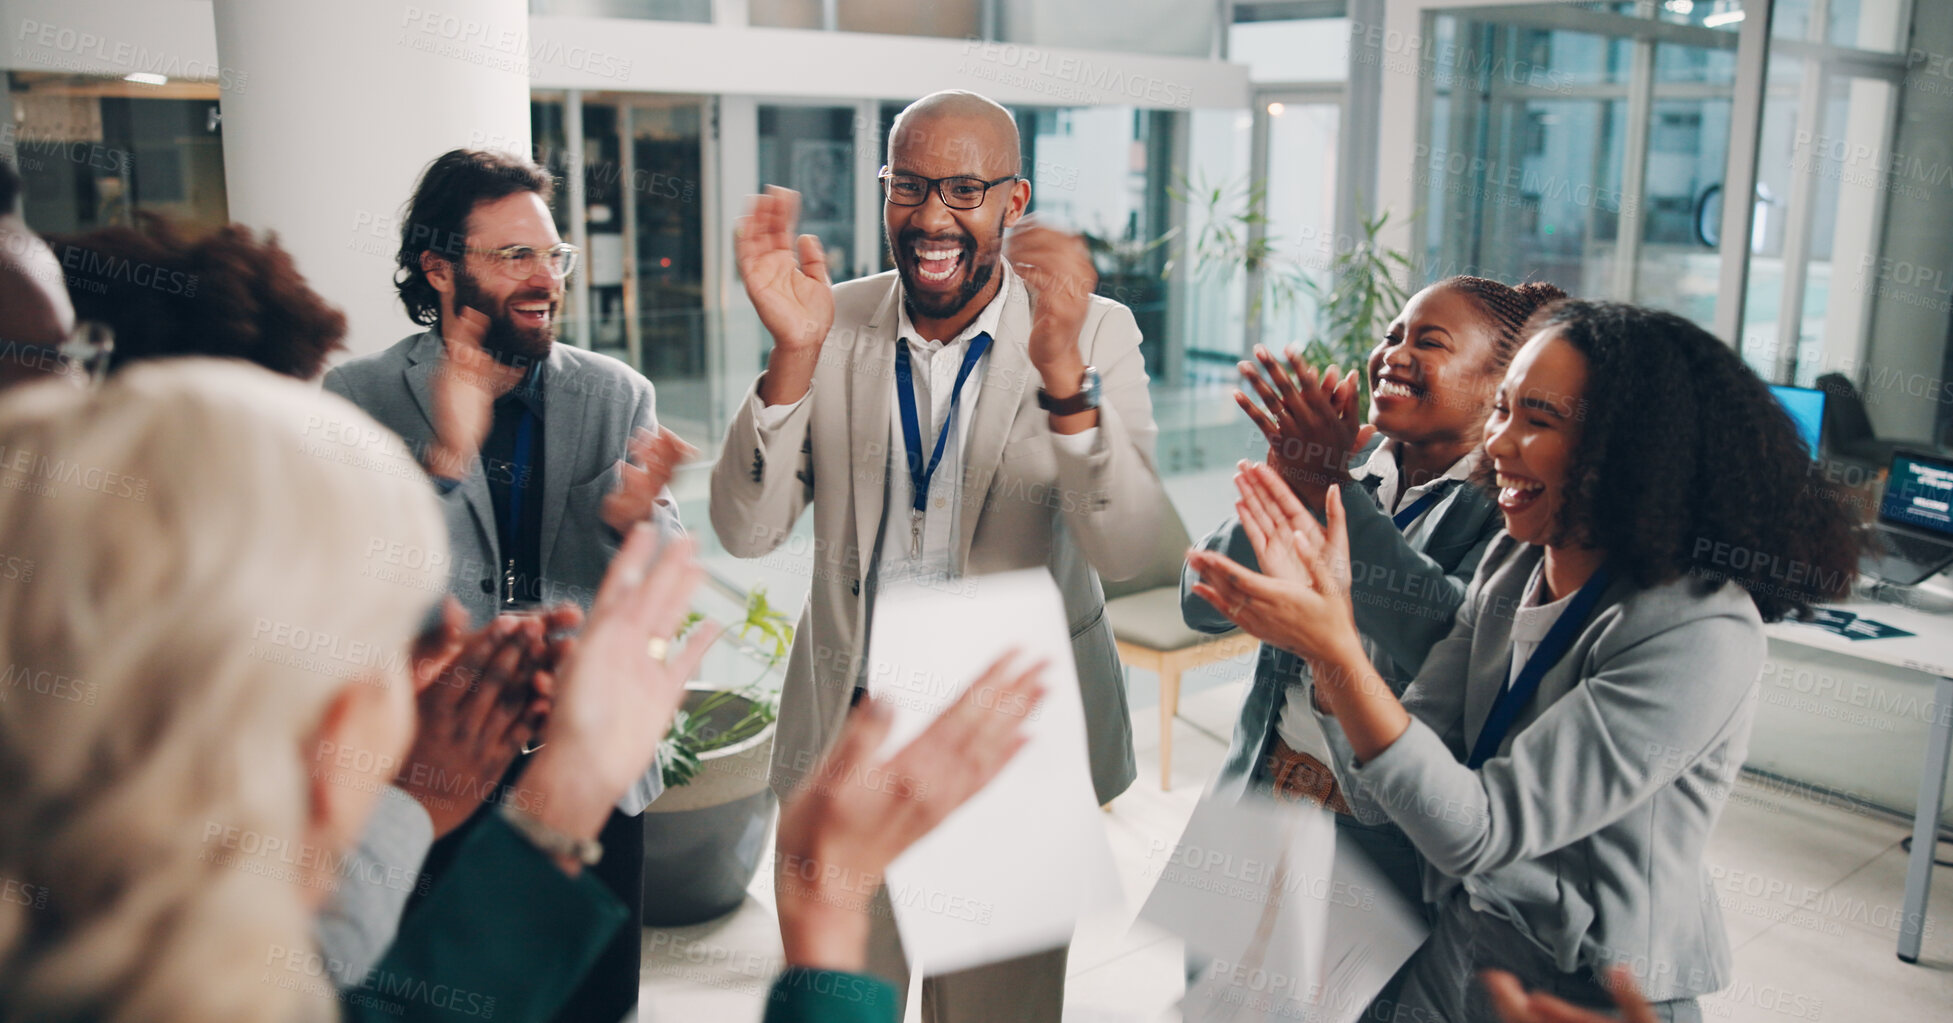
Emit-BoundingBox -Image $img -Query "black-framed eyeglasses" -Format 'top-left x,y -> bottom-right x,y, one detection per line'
878,167 -> 1020,210
467,243 -> 580,280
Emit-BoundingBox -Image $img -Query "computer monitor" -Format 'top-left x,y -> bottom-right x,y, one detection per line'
1879,450 -> 1953,539
1770,384 -> 1825,458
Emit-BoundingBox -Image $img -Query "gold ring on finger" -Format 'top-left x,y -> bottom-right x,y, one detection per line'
646,637 -> 671,663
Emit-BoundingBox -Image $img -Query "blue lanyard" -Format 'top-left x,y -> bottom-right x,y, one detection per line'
893,332 -> 991,523
1390,486 -> 1449,531
502,409 -> 536,604
1465,562 -> 1617,770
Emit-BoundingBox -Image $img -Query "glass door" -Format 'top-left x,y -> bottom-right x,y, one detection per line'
1418,6 -> 1745,327
1413,0 -> 1909,387
1251,86 -> 1343,353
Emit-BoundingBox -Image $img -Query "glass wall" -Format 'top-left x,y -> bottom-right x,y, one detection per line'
531,94 -> 711,435
1408,0 -> 1943,452
757,104 -> 860,280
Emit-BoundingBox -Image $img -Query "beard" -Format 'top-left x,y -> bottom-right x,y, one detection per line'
893,224 -> 999,322
453,266 -> 556,367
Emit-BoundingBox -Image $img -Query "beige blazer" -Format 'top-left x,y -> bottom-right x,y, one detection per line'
709,268 -> 1169,804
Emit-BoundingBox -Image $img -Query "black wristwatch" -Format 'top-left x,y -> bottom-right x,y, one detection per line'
1036,365 -> 1101,416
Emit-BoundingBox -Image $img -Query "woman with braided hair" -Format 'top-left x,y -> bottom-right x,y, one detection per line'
1181,275 -> 1567,913
1190,302 -> 1860,1020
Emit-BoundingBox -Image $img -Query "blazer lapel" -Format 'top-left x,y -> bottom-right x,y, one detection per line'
1462,547 -> 1533,752
954,281 -> 1034,569
538,348 -> 589,574
404,331 -> 498,566
849,281 -> 901,571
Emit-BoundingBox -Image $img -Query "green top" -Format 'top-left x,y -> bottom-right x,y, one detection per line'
335,812 -> 900,1023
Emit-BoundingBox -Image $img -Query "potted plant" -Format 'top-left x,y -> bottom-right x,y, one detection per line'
1165,171 -> 1412,415
639,587 -> 792,926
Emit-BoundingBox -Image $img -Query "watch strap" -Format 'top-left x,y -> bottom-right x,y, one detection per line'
1037,365 -> 1100,415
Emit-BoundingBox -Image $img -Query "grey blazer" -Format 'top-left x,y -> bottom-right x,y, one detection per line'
708,267 -> 1170,805
323,330 -> 674,628
1322,534 -> 1765,1001
1180,439 -> 1503,802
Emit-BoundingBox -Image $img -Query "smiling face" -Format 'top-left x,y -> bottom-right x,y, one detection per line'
1366,284 -> 1505,449
1483,329 -> 1590,546
440,191 -> 564,365
883,111 -> 1029,325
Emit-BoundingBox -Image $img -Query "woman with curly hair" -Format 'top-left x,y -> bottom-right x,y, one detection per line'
1182,275 -> 1564,909
45,214 -> 347,380
1189,301 -> 1860,1022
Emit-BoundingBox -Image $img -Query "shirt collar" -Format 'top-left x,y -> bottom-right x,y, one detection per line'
501,359 -> 547,417
1356,437 -> 1481,497
896,265 -> 1013,351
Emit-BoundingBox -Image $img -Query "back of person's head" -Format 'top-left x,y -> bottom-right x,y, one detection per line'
0,160 -> 77,364
0,359 -> 446,1023
45,215 -> 347,380
395,149 -> 554,327
1538,300 -> 1859,620
1435,275 -> 1568,370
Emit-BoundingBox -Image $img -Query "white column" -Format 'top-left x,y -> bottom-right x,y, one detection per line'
210,0 -> 533,360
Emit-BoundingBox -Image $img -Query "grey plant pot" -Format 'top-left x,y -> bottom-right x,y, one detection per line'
640,683 -> 778,926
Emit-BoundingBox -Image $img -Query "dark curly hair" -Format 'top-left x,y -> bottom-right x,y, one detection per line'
1436,276 -> 1568,370
1533,300 -> 1860,621
46,215 -> 346,380
395,149 -> 554,327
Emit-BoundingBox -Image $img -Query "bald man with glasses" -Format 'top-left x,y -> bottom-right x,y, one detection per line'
711,90 -> 1170,1023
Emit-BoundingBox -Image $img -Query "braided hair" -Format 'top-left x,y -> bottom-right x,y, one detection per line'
1436,275 -> 1569,370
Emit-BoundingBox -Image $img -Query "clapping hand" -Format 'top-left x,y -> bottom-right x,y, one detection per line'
1188,462 -> 1362,666
736,186 -> 835,355
398,600 -> 571,836
1235,346 -> 1374,512
1003,216 -> 1097,378
600,426 -> 694,535
424,304 -> 501,481
1483,967 -> 1658,1023
774,652 -> 1047,971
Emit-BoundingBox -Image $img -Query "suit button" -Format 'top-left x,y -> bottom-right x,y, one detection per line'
479,579 -> 495,594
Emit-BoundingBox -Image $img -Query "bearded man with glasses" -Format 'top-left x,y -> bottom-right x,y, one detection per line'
710,90 -> 1170,1023
324,148 -> 686,1023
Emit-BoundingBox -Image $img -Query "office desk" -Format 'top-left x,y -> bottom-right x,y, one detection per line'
1765,599 -> 1953,962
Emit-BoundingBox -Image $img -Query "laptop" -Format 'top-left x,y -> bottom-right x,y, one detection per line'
1769,384 -> 1826,458
1860,449 -> 1953,586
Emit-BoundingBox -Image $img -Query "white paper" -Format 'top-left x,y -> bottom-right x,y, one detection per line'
1139,790 -> 1428,1023
866,568 -> 1119,975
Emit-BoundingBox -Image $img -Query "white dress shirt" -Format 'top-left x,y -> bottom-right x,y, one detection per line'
751,272 -> 1095,593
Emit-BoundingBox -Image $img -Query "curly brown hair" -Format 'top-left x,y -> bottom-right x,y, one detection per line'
1537,301 -> 1861,621
46,215 -> 346,380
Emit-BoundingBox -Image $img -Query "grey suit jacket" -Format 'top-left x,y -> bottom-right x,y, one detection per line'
323,330 -> 674,627
1322,534 -> 1765,1001
324,330 -> 674,818
708,268 -> 1169,805
1180,440 -> 1503,803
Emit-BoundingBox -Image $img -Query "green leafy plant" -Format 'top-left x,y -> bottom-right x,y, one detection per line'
1161,171 -> 1311,324
1294,208 -> 1413,414
654,587 -> 792,790
1165,171 -> 1413,415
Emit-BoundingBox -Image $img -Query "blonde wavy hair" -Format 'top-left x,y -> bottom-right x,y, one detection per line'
0,359 -> 447,1023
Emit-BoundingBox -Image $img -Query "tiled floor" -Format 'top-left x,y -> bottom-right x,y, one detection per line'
638,676 -> 1953,1022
